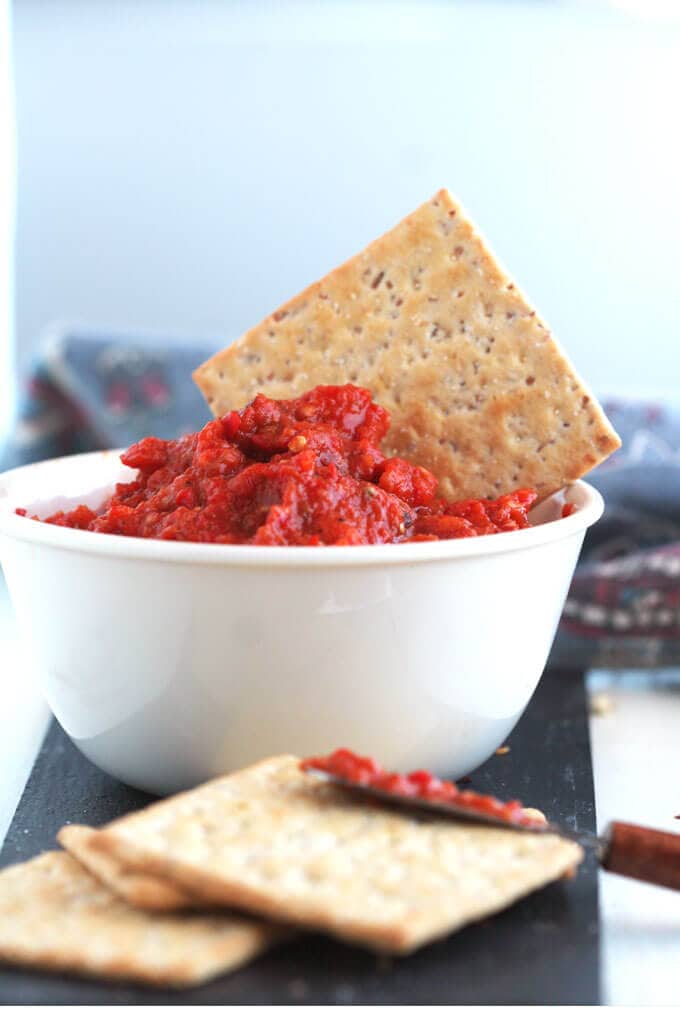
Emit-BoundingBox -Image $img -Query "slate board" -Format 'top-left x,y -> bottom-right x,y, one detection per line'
0,668 -> 599,1005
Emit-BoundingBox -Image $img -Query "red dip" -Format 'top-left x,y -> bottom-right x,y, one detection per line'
26,384 -> 537,546
301,748 -> 546,829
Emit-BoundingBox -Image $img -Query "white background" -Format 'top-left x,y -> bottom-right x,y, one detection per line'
1,0 -> 15,436
10,0 -> 680,394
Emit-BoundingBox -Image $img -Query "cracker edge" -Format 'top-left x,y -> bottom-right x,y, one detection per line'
58,824 -> 198,911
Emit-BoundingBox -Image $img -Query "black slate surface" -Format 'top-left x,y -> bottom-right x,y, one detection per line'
0,668 -> 599,1005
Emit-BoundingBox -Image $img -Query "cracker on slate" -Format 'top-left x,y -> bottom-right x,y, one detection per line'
193,188 -> 620,503
89,755 -> 583,955
58,824 -> 199,912
0,852 -> 281,987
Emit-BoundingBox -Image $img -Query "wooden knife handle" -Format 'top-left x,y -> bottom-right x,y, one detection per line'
601,821 -> 680,891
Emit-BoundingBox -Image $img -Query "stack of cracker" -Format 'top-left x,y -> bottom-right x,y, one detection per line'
0,756 -> 582,988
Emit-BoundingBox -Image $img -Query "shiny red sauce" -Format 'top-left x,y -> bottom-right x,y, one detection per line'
25,384 -> 537,546
301,748 -> 546,828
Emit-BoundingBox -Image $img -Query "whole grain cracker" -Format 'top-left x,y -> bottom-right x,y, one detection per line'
0,852 -> 281,987
193,189 -> 620,502
58,824 -> 198,911
89,755 -> 582,955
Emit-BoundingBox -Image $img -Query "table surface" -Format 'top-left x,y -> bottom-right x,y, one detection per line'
0,577 -> 678,1005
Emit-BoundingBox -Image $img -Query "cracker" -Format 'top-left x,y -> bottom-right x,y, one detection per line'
0,852 -> 280,987
89,755 -> 583,955
58,824 -> 198,911
193,188 -> 620,502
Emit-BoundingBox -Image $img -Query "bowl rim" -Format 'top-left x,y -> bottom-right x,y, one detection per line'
0,449 -> 604,568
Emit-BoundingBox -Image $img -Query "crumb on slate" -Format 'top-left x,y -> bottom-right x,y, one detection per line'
589,692 -> 615,717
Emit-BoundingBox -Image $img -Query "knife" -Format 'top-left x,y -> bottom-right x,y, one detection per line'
303,764 -> 680,892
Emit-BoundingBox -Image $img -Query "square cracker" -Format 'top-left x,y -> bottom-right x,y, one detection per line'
88,755 -> 583,955
0,852 -> 280,987
193,188 -> 620,502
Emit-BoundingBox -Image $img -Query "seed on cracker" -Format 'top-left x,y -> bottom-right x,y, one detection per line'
194,188 -> 620,502
0,852 -> 281,987
86,754 -> 583,955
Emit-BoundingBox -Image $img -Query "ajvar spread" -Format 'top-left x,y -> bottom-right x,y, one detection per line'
301,748 -> 546,829
29,384 -> 537,546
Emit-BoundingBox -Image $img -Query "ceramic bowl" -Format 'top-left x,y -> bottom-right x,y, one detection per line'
0,450 -> 603,794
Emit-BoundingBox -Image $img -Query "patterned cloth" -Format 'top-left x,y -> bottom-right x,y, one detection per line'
551,400 -> 680,669
2,330 -> 678,670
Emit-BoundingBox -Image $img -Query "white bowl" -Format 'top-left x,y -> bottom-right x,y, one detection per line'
0,450 -> 603,795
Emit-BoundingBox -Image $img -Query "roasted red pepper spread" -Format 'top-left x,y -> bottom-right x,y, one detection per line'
301,748 -> 546,829
28,384 -> 537,546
